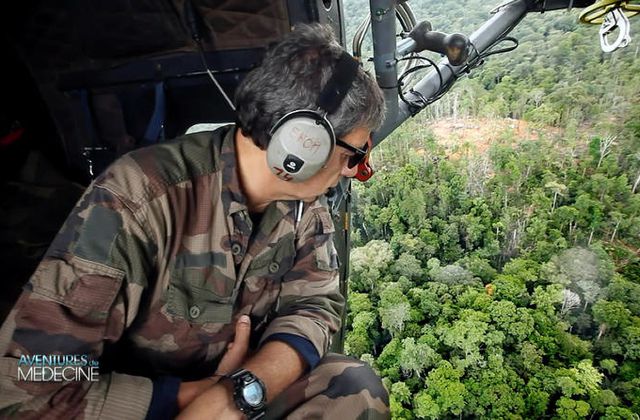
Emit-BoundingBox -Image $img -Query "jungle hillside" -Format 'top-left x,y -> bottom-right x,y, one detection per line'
343,1 -> 640,419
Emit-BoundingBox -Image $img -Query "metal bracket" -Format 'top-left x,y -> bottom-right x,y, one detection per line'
372,7 -> 392,21
490,0 -> 520,14
599,8 -> 632,52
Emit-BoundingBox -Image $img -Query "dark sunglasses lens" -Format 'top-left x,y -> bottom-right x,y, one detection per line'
337,139 -> 369,169
347,153 -> 364,169
348,143 -> 368,168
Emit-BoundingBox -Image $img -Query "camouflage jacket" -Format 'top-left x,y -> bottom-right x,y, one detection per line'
0,126 -> 344,419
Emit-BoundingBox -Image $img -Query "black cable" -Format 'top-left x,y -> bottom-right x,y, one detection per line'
397,55 -> 443,113
480,36 -> 519,58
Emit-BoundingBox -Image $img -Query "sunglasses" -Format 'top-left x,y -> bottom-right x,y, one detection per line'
335,138 -> 369,169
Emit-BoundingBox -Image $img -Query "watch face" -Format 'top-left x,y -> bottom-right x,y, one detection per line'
242,381 -> 264,407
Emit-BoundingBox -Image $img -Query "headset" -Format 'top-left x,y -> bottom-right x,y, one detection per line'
266,50 -> 370,182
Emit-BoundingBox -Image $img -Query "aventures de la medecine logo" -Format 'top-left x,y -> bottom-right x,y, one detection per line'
17,354 -> 99,382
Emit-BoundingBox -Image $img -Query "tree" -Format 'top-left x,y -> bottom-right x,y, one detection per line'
345,311 -> 377,357
526,389 -> 551,418
621,326 -> 640,361
376,338 -> 402,381
555,205 -> 581,238
430,263 -> 476,285
390,382 -> 414,419
493,274 -> 530,305
392,252 -> 423,281
561,289 -> 581,316
592,300 -> 632,340
489,300 -> 535,343
532,284 -> 564,315
439,314 -> 489,367
600,359 -> 618,376
592,135 -> 618,169
590,389 -> 620,415
574,195 -> 604,245
602,406 -> 637,419
517,343 -> 542,375
424,361 -> 468,417
414,391 -> 440,420
551,247 -> 605,310
408,287 -> 442,319
545,180 -> 568,212
378,283 -> 411,337
573,360 -> 604,397
463,352 -> 527,417
399,337 -> 440,378
346,292 -> 373,326
390,233 -> 428,258
350,240 -> 394,292
555,397 -> 591,419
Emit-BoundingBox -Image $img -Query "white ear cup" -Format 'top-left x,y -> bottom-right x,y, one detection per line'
267,113 -> 334,182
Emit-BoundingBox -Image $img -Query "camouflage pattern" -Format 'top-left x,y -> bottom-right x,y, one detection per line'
266,353 -> 389,420
0,126 -> 385,419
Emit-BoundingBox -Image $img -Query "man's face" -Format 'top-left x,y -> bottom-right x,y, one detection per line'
291,126 -> 371,202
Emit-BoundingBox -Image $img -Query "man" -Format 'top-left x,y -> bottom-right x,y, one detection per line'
0,24 -> 388,419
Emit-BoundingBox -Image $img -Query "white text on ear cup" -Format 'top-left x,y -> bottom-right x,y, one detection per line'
267,112 -> 335,182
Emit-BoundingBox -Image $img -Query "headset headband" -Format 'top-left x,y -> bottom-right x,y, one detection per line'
317,51 -> 360,115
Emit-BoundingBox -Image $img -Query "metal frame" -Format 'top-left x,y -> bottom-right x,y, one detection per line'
371,0 -> 529,145
368,0 -> 602,145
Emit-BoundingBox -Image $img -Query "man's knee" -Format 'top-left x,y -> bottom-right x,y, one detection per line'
265,354 -> 390,420
317,353 -> 389,408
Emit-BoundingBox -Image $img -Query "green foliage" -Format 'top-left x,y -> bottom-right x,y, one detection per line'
414,391 -> 439,419
350,240 -> 394,292
344,311 -> 378,357
344,1 -> 640,417
602,406 -> 637,420
398,337 -> 440,377
555,397 -> 591,419
430,263 -> 476,286
600,359 -> 618,375
376,338 -> 402,381
379,282 -> 412,337
392,253 -> 424,281
590,389 -> 620,414
593,301 -> 632,332
424,361 -> 468,417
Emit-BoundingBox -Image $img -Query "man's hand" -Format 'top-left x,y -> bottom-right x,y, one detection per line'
216,315 -> 252,375
178,340 -> 306,419
176,315 -> 251,410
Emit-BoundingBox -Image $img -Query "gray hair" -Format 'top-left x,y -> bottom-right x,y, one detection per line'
235,23 -> 385,149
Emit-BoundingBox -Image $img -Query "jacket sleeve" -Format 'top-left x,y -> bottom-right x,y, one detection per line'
0,176 -> 156,419
259,206 -> 345,358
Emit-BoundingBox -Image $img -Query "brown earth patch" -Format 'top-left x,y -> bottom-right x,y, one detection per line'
428,117 -> 562,157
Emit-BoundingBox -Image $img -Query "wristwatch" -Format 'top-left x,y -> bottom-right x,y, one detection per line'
223,368 -> 267,419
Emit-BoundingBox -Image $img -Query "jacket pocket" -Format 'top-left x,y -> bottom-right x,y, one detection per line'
167,253 -> 237,325
29,255 -> 124,319
244,233 -> 296,280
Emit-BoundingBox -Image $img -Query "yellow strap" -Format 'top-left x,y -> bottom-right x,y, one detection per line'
579,0 -> 640,24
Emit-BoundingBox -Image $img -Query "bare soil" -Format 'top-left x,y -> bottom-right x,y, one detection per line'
427,117 -> 562,156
